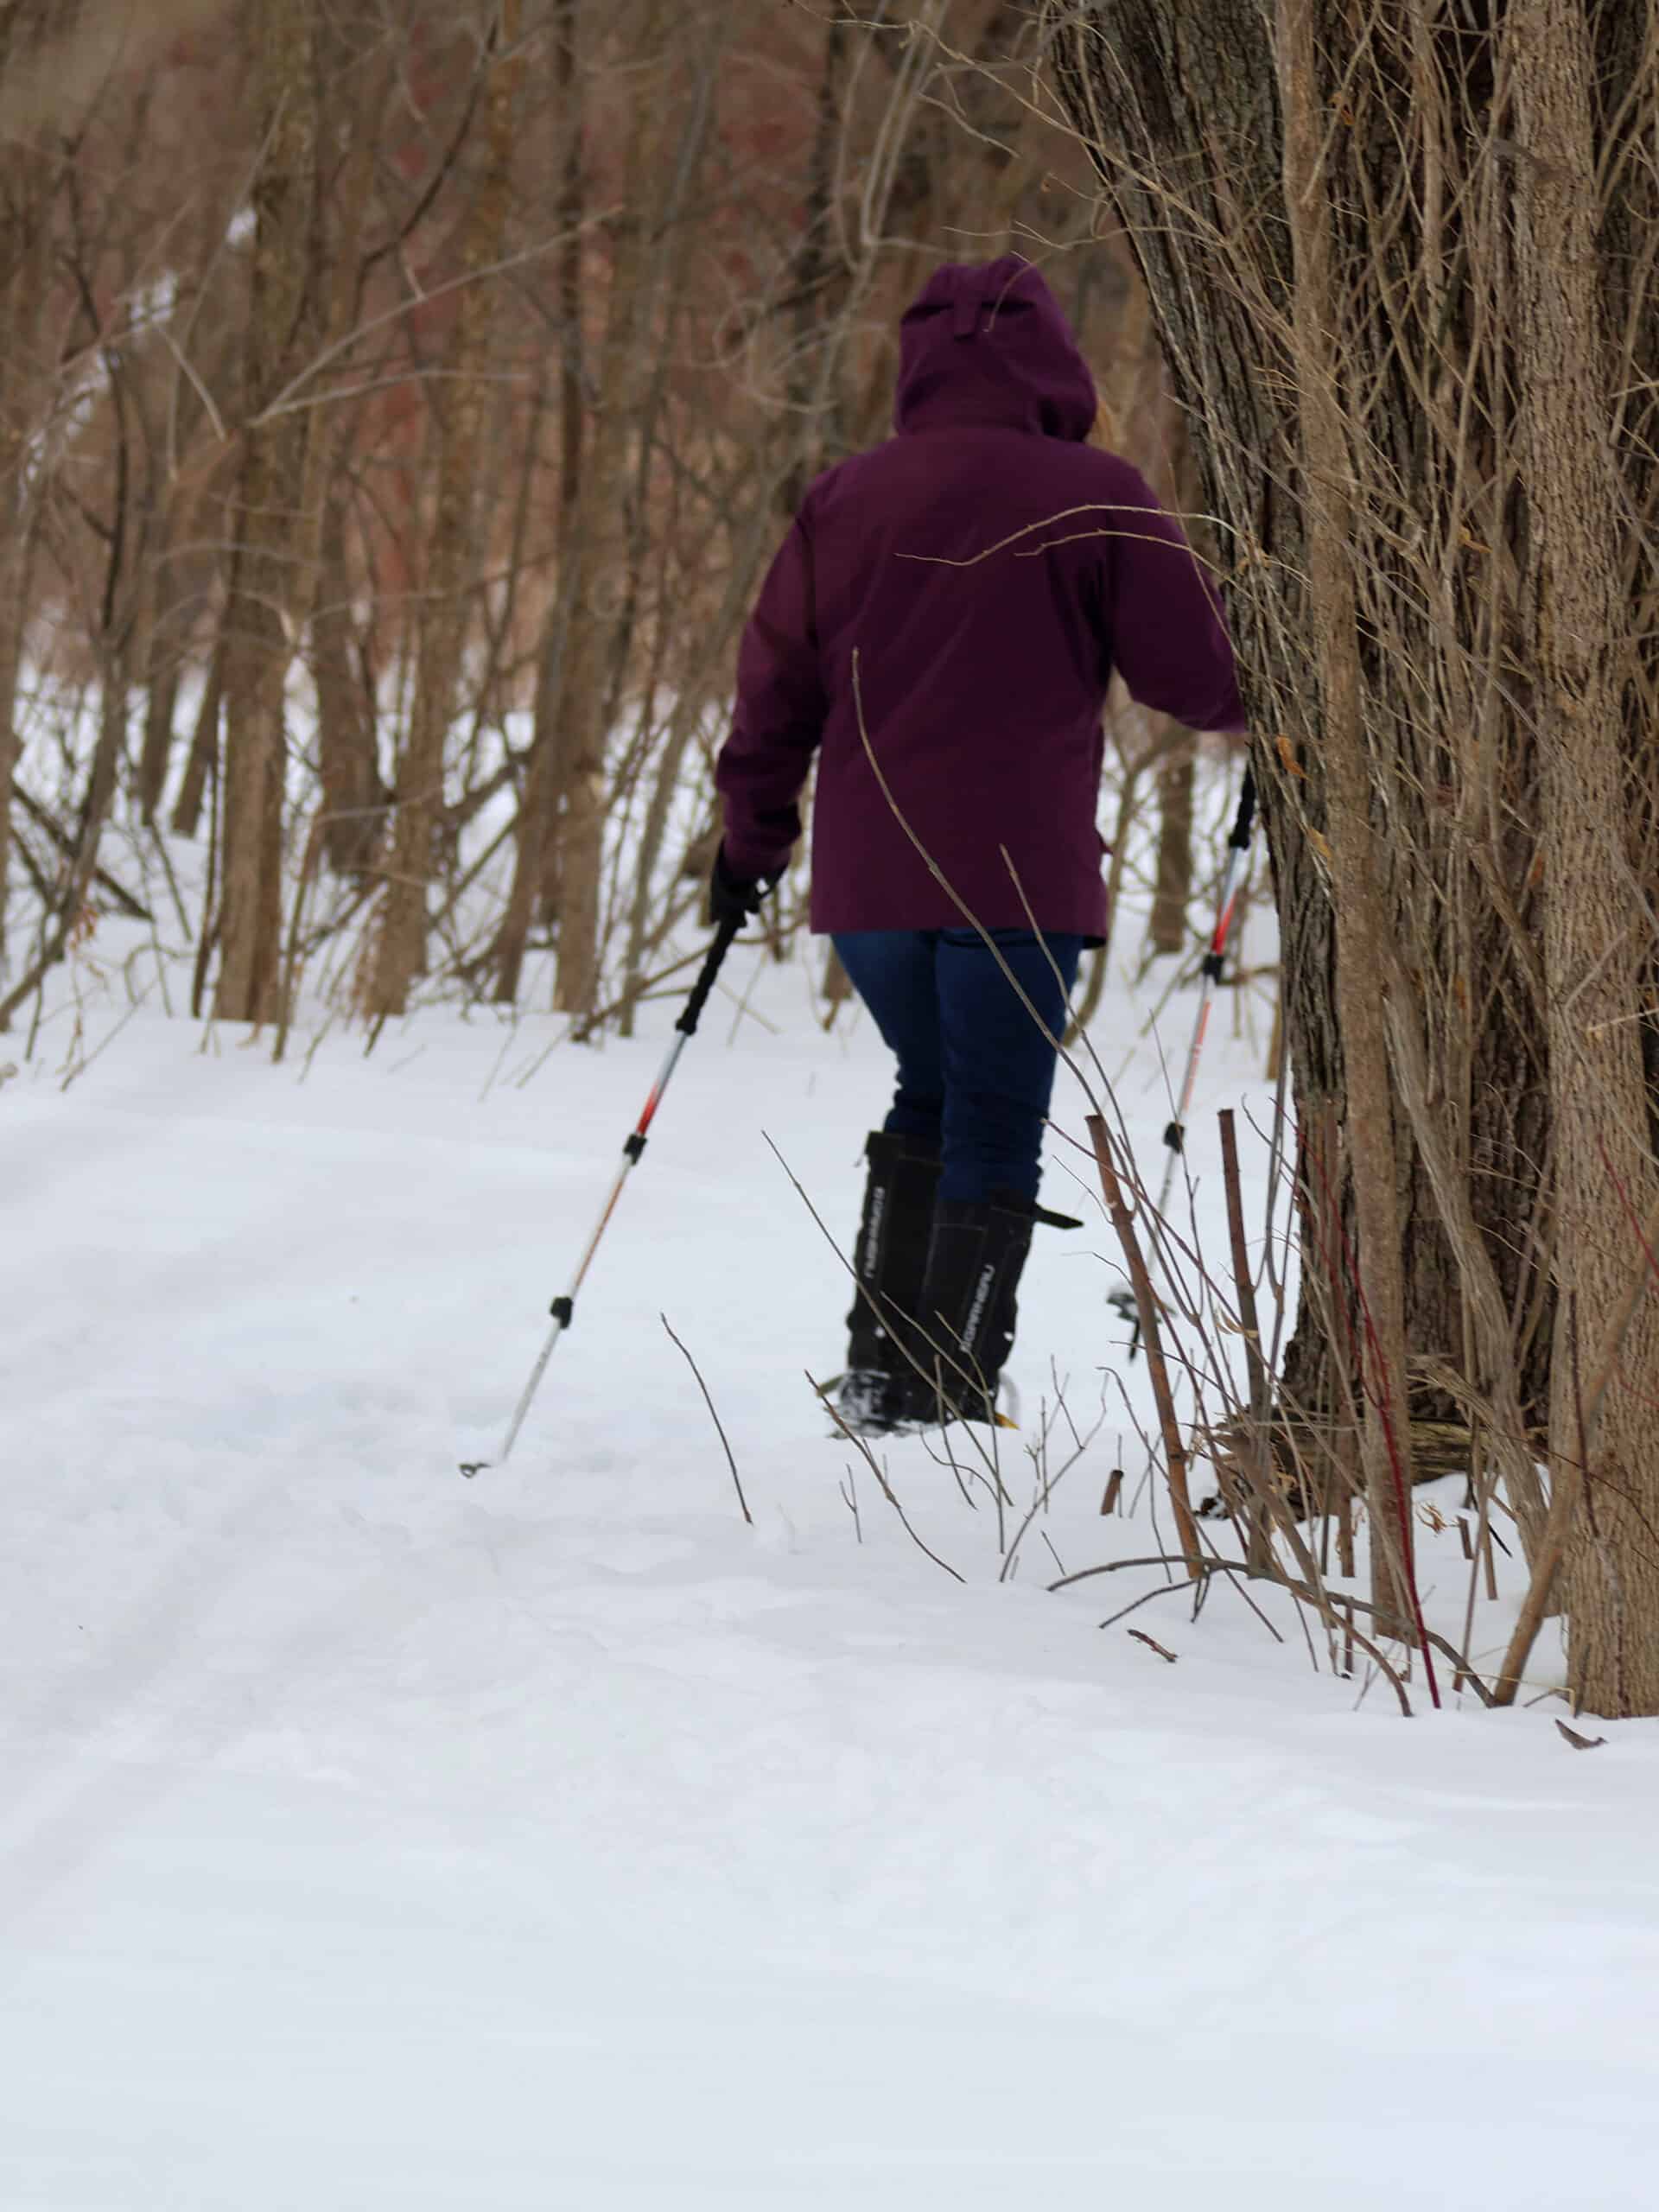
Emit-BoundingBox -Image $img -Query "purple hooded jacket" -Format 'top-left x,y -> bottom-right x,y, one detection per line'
715,257 -> 1246,939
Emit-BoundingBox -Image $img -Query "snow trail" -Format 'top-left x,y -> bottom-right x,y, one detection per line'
3,947 -> 1656,2207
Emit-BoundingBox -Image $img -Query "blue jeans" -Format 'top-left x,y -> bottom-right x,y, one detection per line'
832,928 -> 1084,1204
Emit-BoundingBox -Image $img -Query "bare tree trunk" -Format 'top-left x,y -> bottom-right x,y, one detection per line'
135,407 -> 217,827
0,1 -> 54,970
1050,2 -> 1554,1535
1277,0 -> 1417,1619
0,545 -> 24,971
1510,0 -> 1659,1718
313,485 -> 382,874
490,0 -> 583,1007
499,3 -> 720,1018
366,1 -> 521,1018
1148,728 -> 1194,956
296,17 -> 392,886
172,645 -> 222,842
543,322 -> 638,1015
779,13 -> 851,515
214,0 -> 324,1025
137,607 -> 182,826
546,27 -> 696,1020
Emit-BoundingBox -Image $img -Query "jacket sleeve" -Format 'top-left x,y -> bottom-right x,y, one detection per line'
715,514 -> 828,880
1104,465 -> 1248,735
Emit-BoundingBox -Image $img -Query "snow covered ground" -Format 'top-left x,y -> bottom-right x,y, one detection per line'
5,927 -> 1658,2209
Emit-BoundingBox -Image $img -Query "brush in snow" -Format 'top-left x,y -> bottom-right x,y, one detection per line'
1109,768 -> 1258,1348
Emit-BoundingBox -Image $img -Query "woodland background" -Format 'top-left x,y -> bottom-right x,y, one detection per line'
0,0 -> 1207,1047
8,0 -> 1659,1721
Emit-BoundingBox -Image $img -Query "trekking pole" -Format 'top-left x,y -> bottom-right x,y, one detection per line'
1111,767 -> 1258,1357
461,912 -> 745,1476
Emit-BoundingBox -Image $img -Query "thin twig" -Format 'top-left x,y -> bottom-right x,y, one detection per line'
811,1372 -> 966,1582
1086,1112 -> 1201,1567
662,1313 -> 752,1525
1128,1628 -> 1179,1662
1051,1548 -> 1487,1712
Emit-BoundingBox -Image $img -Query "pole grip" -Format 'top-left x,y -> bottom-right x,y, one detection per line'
1229,765 -> 1258,849
675,914 -> 744,1036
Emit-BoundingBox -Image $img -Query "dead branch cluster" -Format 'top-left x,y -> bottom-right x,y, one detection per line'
1024,0 -> 1659,1716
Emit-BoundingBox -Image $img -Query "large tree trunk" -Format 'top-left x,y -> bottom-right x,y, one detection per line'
1050,2 -> 1659,1703
1276,0 -> 1421,1619
1049,1 -> 1554,1541
1510,0 -> 1659,1718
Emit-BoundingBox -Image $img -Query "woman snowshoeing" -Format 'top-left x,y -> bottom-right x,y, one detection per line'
714,257 -> 1246,1437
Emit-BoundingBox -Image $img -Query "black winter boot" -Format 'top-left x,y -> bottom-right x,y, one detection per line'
900,1191 -> 1035,1428
835,1130 -> 943,1434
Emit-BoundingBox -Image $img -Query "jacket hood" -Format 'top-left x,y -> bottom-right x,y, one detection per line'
893,257 -> 1096,441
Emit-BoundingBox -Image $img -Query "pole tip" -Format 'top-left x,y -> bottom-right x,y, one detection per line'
458,1460 -> 489,1478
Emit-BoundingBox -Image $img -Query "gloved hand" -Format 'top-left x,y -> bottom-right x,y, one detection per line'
709,842 -> 778,929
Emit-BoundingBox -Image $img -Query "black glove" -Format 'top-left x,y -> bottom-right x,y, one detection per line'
709,843 -> 777,929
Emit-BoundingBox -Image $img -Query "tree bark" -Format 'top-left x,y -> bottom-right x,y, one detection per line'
367,0 -> 521,1019
1148,730 -> 1194,957
172,645 -> 223,843
313,485 -> 383,875
1048,1 -> 1554,1541
779,14 -> 851,517
137,607 -> 183,828
495,3 -> 721,1017
0,1 -> 54,973
550,14 -> 727,1019
1276,0 -> 1418,1618
303,11 -> 390,884
0,524 -> 25,977
1510,0 -> 1659,1717
214,0 -> 325,1025
491,0 -> 586,1007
